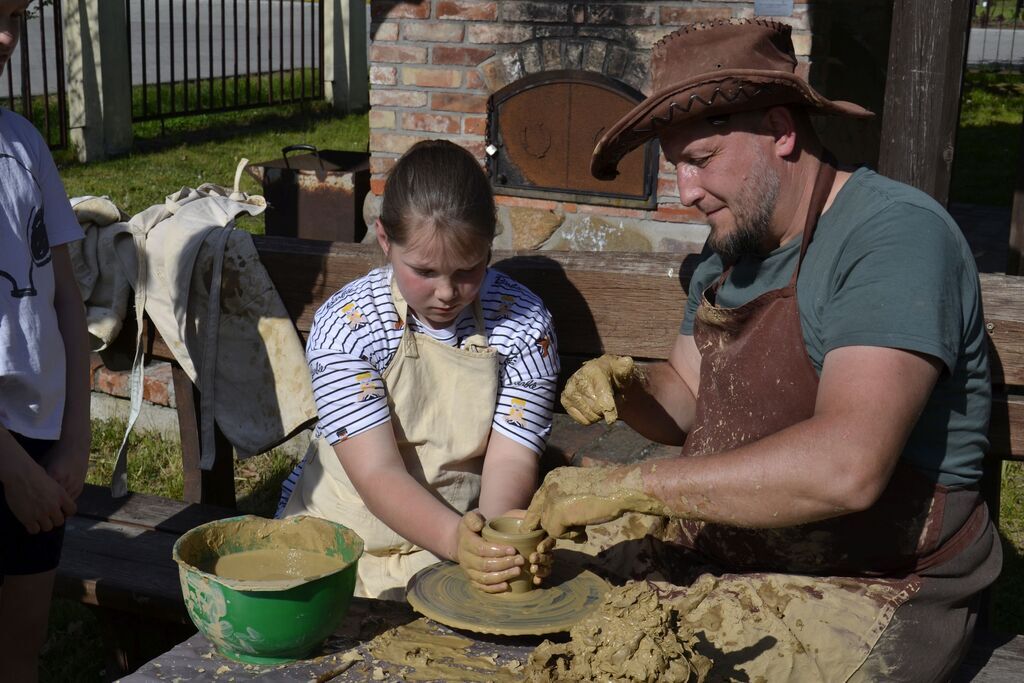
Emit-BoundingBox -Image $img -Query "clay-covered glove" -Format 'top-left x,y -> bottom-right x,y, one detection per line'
455,510 -> 524,594
504,509 -> 555,586
560,354 -> 641,425
522,466 -> 671,540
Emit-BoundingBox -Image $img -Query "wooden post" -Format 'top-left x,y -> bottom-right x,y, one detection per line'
172,364 -> 236,507
1009,111 -> 1024,276
878,0 -> 974,206
323,0 -> 368,113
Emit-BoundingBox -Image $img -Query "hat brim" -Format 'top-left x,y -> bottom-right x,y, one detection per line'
591,70 -> 874,180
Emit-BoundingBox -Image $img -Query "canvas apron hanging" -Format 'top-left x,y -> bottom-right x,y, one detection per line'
644,159 -> 991,681
285,277 -> 500,599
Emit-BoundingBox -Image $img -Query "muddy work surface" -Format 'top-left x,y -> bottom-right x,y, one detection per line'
123,596 -> 547,682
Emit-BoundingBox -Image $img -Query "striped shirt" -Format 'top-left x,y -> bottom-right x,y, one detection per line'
277,266 -> 559,515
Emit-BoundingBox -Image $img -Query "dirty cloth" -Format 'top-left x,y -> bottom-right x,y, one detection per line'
99,178 -> 316,495
68,195 -> 130,351
285,277 -> 498,600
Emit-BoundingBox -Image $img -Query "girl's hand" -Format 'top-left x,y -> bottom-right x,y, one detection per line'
504,509 -> 555,586
455,511 -> 524,593
4,450 -> 76,534
46,441 -> 90,501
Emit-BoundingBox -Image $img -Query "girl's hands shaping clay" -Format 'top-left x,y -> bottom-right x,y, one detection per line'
455,510 -> 525,593
560,354 -> 642,425
504,508 -> 555,586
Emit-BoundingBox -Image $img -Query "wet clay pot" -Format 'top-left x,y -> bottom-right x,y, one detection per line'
481,516 -> 548,594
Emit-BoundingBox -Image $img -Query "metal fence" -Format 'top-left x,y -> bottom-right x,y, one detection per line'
0,0 -> 69,149
969,7 -> 1024,68
126,0 -> 325,123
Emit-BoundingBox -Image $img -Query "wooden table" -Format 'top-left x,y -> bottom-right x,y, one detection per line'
122,596 -> 546,682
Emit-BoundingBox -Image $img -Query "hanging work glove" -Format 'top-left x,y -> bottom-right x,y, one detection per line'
560,354 -> 643,425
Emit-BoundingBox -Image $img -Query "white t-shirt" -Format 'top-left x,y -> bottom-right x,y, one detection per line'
0,108 -> 83,439
277,266 -> 559,515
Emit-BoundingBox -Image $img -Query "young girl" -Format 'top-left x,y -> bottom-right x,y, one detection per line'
280,140 -> 559,600
2,2 -> 91,679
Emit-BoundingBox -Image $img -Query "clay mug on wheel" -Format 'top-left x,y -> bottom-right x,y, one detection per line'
481,516 -> 548,594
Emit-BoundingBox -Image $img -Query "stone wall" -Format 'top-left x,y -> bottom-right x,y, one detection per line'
364,0 -> 816,252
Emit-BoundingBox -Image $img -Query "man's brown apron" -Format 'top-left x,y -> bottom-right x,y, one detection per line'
569,160 -> 1000,682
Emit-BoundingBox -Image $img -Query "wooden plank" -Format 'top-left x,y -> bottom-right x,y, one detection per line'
75,483 -> 237,535
878,0 -> 974,205
253,236 -> 702,360
980,273 -> 1024,387
1008,111 -> 1024,276
56,517 -> 187,622
954,630 -> 1024,682
173,364 -> 236,507
989,394 -> 1024,463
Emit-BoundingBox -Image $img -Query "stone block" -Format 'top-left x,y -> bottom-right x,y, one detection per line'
432,46 -> 495,66
402,67 -> 463,88
371,1 -> 429,21
463,115 -> 487,136
369,65 -> 398,86
583,41 -> 607,72
372,22 -> 399,42
586,3 -> 657,26
370,131 -> 424,155
467,23 -> 533,45
402,21 -> 466,43
544,217 -> 653,252
500,1 -> 571,23
401,112 -> 462,134
659,7 -> 734,25
508,207 -> 565,250
369,109 -> 396,129
370,44 -> 428,64
437,0 -> 498,21
369,89 -> 428,107
431,92 -> 488,113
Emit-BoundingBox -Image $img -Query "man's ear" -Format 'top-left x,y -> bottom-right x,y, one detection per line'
375,219 -> 390,256
763,106 -> 798,158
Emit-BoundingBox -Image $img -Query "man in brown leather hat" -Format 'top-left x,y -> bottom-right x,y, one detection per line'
525,18 -> 999,681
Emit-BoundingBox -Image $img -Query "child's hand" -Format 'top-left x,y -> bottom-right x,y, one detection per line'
454,511 -> 523,594
6,452 -> 76,534
46,441 -> 90,501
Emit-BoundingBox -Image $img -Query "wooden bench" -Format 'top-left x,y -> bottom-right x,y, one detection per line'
55,236 -> 1024,679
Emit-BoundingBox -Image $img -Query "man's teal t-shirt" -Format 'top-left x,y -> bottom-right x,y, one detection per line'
681,167 -> 990,487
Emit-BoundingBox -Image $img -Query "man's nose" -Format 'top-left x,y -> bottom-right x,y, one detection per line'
675,165 -> 704,207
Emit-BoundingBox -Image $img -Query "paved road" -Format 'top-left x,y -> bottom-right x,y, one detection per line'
2,0 -> 319,98
967,26 -> 1024,66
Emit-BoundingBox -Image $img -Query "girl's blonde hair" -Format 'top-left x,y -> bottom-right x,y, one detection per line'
379,140 -> 496,256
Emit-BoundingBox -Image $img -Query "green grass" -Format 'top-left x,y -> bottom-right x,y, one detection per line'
55,101 -> 368,234
949,70 -> 1024,207
994,462 -> 1024,634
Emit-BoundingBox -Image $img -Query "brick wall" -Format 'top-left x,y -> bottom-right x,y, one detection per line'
366,0 -> 813,251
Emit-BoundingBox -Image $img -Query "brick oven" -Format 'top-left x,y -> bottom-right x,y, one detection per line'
364,1 -> 815,252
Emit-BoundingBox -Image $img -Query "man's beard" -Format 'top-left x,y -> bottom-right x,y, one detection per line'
706,153 -> 780,261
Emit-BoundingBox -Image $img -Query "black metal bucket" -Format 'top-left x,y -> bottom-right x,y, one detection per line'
247,145 -> 370,242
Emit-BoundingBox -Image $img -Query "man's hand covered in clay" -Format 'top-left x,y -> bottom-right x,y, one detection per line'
456,510 -> 554,593
560,354 -> 642,425
522,466 -> 672,540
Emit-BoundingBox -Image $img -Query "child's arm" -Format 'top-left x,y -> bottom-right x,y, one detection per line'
45,244 -> 91,500
0,428 -> 76,533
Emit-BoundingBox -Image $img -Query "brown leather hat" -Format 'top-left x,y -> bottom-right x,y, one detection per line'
591,18 -> 874,180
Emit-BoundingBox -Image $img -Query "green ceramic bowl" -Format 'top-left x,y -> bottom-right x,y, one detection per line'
173,514 -> 363,665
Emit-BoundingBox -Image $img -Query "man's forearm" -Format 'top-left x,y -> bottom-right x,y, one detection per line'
617,361 -> 696,445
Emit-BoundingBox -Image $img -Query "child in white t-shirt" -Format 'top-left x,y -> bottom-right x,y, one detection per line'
280,140 -> 559,600
1,2 -> 90,678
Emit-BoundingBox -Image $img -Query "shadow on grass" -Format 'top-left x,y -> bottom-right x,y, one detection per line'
992,527 -> 1024,634
131,102 -> 357,155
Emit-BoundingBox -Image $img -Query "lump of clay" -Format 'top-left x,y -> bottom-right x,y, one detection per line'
524,581 -> 711,682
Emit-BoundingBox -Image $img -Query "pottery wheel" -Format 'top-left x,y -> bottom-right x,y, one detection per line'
406,562 -> 609,636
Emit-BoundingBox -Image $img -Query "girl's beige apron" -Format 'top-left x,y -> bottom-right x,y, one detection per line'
571,160 -> 998,682
285,278 -> 499,600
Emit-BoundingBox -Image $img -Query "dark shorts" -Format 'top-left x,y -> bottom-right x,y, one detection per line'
1,433 -> 65,583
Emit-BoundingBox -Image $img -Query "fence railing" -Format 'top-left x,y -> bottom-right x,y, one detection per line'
125,0 -> 325,123
969,8 -> 1024,68
0,0 -> 68,149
